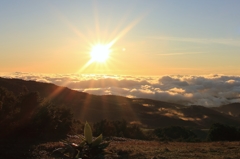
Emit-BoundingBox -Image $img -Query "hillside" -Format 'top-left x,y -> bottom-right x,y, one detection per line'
212,103 -> 240,117
1,77 -> 240,129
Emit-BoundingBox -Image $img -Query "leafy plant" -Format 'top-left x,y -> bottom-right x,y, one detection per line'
52,121 -> 110,159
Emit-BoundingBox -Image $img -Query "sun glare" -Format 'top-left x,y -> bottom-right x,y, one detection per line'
90,44 -> 111,62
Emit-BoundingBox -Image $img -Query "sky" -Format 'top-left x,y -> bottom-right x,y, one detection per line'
1,1 -> 240,106
1,0 -> 240,75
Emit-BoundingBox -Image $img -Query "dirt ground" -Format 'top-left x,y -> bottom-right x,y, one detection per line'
31,138 -> 240,159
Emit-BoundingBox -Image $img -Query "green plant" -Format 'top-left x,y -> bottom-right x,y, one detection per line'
52,121 -> 110,159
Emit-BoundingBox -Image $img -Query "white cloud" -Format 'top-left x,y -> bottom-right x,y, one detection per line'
1,72 -> 240,107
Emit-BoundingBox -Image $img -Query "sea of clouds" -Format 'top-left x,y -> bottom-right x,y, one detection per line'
1,72 -> 240,107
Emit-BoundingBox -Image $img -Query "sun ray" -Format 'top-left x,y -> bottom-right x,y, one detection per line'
77,59 -> 95,73
73,7 -> 148,74
77,17 -> 143,74
52,7 -> 91,45
108,15 -> 144,47
52,3 -> 149,75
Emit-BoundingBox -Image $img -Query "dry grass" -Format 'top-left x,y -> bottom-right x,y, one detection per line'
31,137 -> 240,159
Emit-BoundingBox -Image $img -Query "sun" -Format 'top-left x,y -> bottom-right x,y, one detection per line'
90,44 -> 111,62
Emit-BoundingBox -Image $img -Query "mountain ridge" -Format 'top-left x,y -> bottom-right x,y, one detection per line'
1,77 -> 240,129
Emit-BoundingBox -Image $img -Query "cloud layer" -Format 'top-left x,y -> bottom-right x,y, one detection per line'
1,72 -> 240,107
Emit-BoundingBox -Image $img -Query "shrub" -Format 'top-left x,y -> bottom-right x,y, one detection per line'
0,87 -> 18,121
124,124 -> 147,140
93,119 -> 148,140
154,126 -> 198,142
29,101 -> 73,140
207,123 -> 240,141
93,119 -> 117,137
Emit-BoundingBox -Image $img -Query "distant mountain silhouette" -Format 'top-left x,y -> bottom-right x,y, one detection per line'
1,77 -> 240,129
212,103 -> 240,117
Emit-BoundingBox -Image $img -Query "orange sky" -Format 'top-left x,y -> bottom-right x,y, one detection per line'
1,1 -> 240,76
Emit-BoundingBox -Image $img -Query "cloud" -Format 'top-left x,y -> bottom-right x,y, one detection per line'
1,72 -> 240,107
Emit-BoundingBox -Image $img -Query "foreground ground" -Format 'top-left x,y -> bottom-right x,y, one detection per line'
31,137 -> 240,159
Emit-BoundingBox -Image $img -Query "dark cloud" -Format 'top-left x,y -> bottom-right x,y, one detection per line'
159,76 -> 189,87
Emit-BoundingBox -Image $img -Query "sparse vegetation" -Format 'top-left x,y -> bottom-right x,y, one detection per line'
32,139 -> 240,159
154,126 -> 200,142
207,123 -> 240,141
0,87 -> 75,158
2,79 -> 240,158
52,122 -> 109,159
93,119 -> 148,140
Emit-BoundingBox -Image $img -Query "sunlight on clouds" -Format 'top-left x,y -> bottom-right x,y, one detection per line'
2,72 -> 240,107
184,93 -> 193,98
169,87 -> 185,93
226,80 -> 236,84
